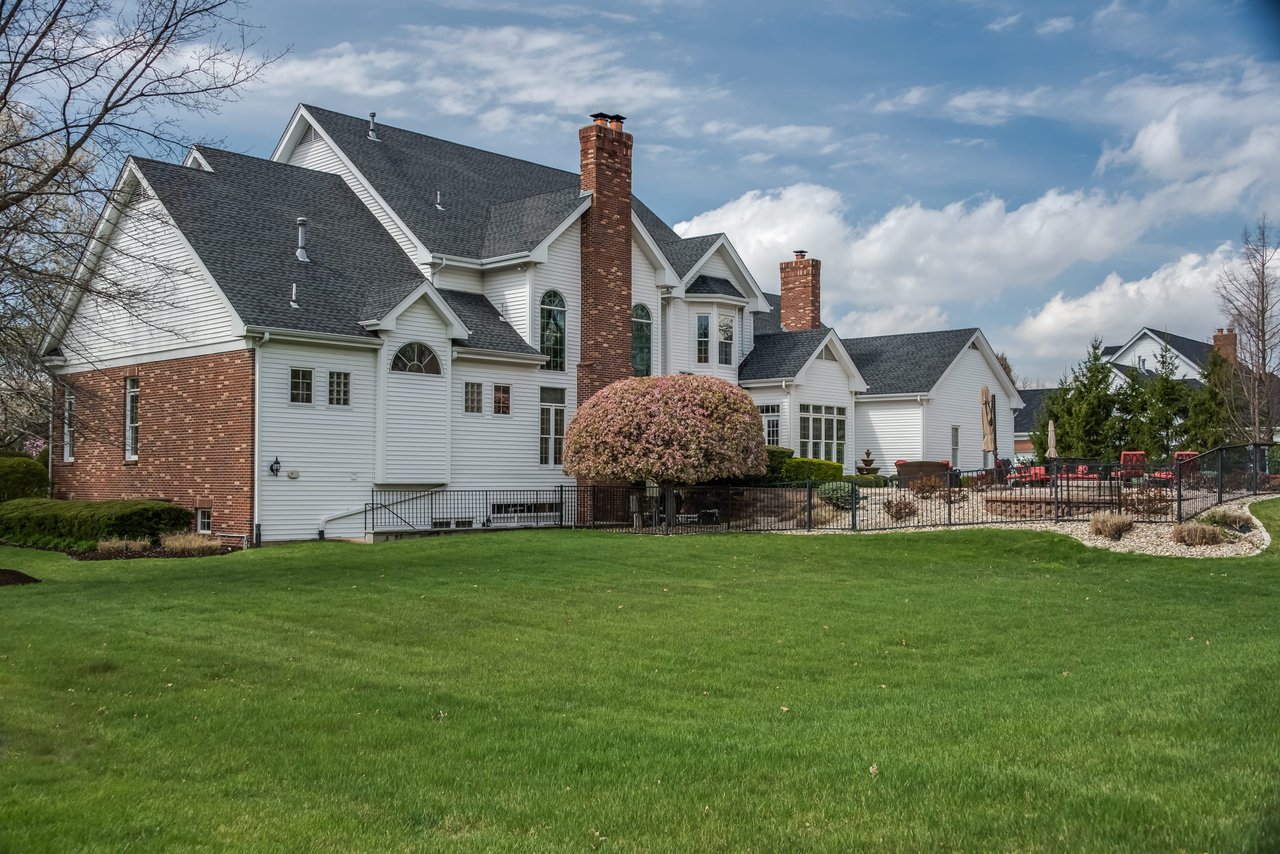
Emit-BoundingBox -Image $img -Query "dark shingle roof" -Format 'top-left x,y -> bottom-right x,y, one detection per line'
301,105 -> 717,272
437,289 -> 539,356
739,329 -> 832,381
135,148 -> 423,338
1101,344 -> 1121,357
1142,328 -> 1213,369
1013,387 -> 1055,434
841,328 -> 979,395
754,292 -> 783,336
686,275 -> 743,298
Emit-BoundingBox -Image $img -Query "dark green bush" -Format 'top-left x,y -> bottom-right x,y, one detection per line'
817,481 -> 860,510
765,446 -> 794,483
846,474 -> 889,488
779,457 -> 844,483
0,456 -> 48,502
0,498 -> 193,547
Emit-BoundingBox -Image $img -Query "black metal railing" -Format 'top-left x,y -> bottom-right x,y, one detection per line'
362,445 -> 1273,536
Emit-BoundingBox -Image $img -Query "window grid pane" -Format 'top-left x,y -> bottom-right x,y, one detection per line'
632,305 -> 652,377
464,382 -> 483,414
391,343 -> 441,374
718,316 -> 734,366
696,314 -> 710,364
125,378 -> 140,458
540,292 -> 566,372
63,393 -> 74,461
289,369 -> 313,404
493,384 -> 511,415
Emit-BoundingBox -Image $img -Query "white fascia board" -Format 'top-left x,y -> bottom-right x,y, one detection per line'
451,347 -> 548,366
285,106 -> 431,267
858,392 -> 932,402
679,235 -> 768,311
183,147 -> 214,172
682,294 -> 749,306
52,339 -> 250,373
244,326 -> 383,349
928,330 -> 1023,408
526,196 -> 592,264
631,210 -> 679,288
269,103 -> 310,162
793,330 -> 867,392
359,279 -> 469,340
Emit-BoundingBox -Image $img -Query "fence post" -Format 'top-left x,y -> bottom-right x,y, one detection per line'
806,480 -> 814,531
1253,444 -> 1261,495
725,488 -> 732,533
1218,448 -> 1225,506
558,484 -> 565,528
1052,463 -> 1059,522
946,481 -> 953,527
1175,459 -> 1183,523
851,482 -> 858,531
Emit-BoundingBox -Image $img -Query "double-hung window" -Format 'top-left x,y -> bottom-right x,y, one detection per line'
539,387 -> 566,466
493,384 -> 511,416
631,304 -> 652,376
718,315 -> 734,366
540,291 -> 566,372
196,508 -> 212,534
62,392 -> 75,462
951,426 -> 960,468
758,404 -> 780,446
798,404 -> 846,464
124,378 -> 140,460
696,314 -> 710,364
290,368 -> 313,403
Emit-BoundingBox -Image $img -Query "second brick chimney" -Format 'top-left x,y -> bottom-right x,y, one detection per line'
578,113 -> 633,406
779,250 -> 822,331
1213,327 -> 1237,364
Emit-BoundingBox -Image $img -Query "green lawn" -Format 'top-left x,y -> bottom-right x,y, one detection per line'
2,509 -> 1280,852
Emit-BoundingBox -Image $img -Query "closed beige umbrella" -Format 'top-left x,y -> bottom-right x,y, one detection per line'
979,385 -> 997,455
1046,419 -> 1058,459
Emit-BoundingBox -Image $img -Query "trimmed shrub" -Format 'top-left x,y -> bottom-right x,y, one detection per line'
1089,512 -> 1134,541
0,456 -> 48,502
847,474 -> 889,488
1199,507 -> 1253,532
882,496 -> 918,522
0,498 -> 193,547
817,480 -> 860,510
908,475 -> 946,498
96,538 -> 153,553
160,532 -> 223,556
1172,521 -> 1223,546
779,457 -> 844,483
764,446 -> 795,482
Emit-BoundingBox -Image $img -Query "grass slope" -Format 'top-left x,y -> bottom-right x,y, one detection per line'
2,508 -> 1280,852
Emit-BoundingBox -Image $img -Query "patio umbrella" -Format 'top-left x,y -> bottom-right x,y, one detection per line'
979,385 -> 997,455
1046,419 -> 1058,459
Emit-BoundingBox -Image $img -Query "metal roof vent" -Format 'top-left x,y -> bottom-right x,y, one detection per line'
295,217 -> 309,262
289,282 -> 300,310
435,190 -> 444,211
367,112 -> 379,142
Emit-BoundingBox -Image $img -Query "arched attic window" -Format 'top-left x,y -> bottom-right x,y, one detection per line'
390,342 -> 441,375
631,304 -> 652,376
540,291 -> 566,372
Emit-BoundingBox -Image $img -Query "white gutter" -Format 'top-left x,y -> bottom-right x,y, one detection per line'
252,331 -> 269,545
243,326 -> 382,349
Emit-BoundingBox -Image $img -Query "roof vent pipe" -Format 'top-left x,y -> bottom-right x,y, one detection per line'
367,112 -> 379,142
295,217 -> 309,262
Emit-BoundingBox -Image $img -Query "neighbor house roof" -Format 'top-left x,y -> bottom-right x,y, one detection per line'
1013,387 -> 1055,435
1103,327 -> 1214,370
301,105 -> 717,270
841,328 -> 980,395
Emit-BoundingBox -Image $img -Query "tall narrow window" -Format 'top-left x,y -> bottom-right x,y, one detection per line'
196,508 -> 212,534
539,387 -> 566,465
464,381 -> 483,414
758,404 -> 780,446
631,304 -> 652,376
493,384 -> 511,415
328,371 -> 350,406
540,291 -> 566,372
718,315 -> 734,366
696,314 -> 710,364
124,377 -> 140,460
391,343 -> 441,374
62,392 -> 75,462
951,426 -> 960,468
289,368 -> 313,403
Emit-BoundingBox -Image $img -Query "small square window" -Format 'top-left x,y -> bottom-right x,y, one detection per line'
493,384 -> 511,415
196,508 -> 212,534
290,368 -> 313,404
464,382 -> 483,414
328,371 -> 350,406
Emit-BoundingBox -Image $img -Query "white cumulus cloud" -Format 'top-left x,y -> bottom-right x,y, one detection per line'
986,14 -> 1021,32
834,304 -> 951,338
1036,16 -> 1076,35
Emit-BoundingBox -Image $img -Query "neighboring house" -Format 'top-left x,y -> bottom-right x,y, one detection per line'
1012,327 -> 1236,455
45,105 -> 1018,543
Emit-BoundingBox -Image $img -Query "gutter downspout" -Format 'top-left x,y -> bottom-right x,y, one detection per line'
47,389 -> 54,496
253,331 -> 269,545
917,394 -> 927,461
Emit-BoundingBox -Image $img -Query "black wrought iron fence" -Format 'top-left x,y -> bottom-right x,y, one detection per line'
363,445 -> 1273,536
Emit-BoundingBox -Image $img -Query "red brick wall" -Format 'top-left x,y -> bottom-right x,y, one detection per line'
578,117 -> 634,408
51,349 -> 255,540
780,254 -> 823,331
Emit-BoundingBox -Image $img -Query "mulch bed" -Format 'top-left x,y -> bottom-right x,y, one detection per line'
73,546 -> 235,561
0,568 -> 41,585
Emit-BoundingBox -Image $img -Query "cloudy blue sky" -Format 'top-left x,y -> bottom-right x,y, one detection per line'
189,0 -> 1280,384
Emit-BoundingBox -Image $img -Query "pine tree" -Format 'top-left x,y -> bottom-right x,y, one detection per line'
1183,349 -> 1236,449
1057,338 -> 1120,460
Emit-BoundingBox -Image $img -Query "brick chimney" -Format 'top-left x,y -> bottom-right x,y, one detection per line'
779,250 -> 822,331
578,112 -> 633,407
1213,327 -> 1237,364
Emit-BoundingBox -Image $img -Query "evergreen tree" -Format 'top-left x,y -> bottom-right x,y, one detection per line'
1058,338 -> 1120,460
1128,344 -> 1191,460
1183,349 -> 1237,449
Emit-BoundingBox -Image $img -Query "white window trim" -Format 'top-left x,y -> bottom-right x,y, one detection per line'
327,370 -> 352,407
62,392 -> 75,462
196,508 -> 212,534
124,378 -> 139,461
463,381 -> 484,415
539,388 -> 566,467
695,313 -> 711,365
493,384 -> 512,417
289,367 -> 315,406
718,313 -> 735,367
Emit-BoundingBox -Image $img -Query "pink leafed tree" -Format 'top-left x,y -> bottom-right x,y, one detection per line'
564,375 -> 768,486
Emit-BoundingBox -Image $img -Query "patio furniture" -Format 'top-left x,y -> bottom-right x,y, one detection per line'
1118,451 -> 1148,481
895,460 -> 953,487
1007,464 -> 1051,486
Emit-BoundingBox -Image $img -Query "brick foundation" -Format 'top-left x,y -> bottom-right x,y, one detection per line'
51,349 -> 255,541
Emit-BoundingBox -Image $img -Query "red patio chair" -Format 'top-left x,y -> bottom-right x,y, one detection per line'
1118,451 -> 1148,481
